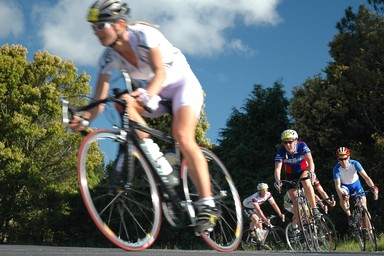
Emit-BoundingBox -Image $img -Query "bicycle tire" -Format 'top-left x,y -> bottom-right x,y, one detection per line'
265,226 -> 287,250
362,207 -> 377,251
297,198 -> 315,251
78,129 -> 162,251
182,147 -> 243,252
313,217 -> 334,251
353,208 -> 365,251
241,229 -> 259,250
320,214 -> 337,250
285,222 -> 307,251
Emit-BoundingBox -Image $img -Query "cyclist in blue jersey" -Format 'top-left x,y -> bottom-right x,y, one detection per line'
333,147 -> 379,229
274,129 -> 321,227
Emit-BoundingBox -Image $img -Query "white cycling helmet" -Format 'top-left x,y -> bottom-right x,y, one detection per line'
257,183 -> 269,191
281,129 -> 298,141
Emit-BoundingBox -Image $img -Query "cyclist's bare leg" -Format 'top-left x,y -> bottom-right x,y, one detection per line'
336,190 -> 351,216
289,189 -> 300,226
119,94 -> 150,138
301,171 -> 317,209
172,106 -> 211,199
249,214 -> 260,230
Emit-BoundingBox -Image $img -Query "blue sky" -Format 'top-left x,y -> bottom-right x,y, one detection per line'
1,0 -> 368,143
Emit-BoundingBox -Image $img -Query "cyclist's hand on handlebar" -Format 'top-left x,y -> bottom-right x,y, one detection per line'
274,180 -> 282,192
308,172 -> 316,185
371,186 -> 379,200
328,199 -> 336,207
132,88 -> 161,112
68,115 -> 89,133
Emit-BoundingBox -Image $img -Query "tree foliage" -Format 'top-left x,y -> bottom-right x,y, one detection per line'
0,44 -> 90,243
288,4 -> 384,234
217,82 -> 290,198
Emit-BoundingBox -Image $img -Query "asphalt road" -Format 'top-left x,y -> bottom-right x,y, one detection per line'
0,245 -> 381,256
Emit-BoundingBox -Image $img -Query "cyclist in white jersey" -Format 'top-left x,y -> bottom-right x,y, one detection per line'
69,0 -> 219,233
333,147 -> 379,228
243,183 -> 285,245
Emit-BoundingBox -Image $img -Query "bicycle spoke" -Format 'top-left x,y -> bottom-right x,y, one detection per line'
184,148 -> 243,252
78,130 -> 162,251
362,208 -> 377,251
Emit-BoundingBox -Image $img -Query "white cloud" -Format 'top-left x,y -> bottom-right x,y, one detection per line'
0,2 -> 24,39
32,0 -> 282,66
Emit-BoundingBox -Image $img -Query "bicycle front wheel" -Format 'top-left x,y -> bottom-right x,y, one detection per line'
353,210 -> 364,251
362,208 -> 377,251
286,222 -> 307,251
265,226 -> 287,250
321,214 -> 338,250
297,198 -> 315,251
183,148 -> 243,252
78,129 -> 162,251
314,217 -> 334,251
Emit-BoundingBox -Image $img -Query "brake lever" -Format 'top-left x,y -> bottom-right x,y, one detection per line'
59,97 -> 70,127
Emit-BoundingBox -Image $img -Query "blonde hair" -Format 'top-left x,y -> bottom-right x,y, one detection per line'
131,21 -> 160,29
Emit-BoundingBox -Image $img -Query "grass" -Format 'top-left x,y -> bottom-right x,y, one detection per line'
336,232 -> 383,252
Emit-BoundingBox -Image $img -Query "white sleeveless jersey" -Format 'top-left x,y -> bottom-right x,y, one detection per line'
98,23 -> 203,117
243,191 -> 273,209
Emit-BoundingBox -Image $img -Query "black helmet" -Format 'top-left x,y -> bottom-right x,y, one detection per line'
87,0 -> 130,22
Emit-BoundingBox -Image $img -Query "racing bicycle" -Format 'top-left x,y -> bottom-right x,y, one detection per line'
347,190 -> 378,251
59,88 -> 243,252
281,178 -> 335,251
242,215 -> 287,251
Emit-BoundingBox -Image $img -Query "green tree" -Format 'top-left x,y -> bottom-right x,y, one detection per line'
217,81 -> 290,198
289,4 -> 384,235
0,44 -> 90,243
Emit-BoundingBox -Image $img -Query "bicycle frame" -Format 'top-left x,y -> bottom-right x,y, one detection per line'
348,190 -> 377,251
281,178 -> 315,251
59,88 -> 244,252
61,91 -> 190,213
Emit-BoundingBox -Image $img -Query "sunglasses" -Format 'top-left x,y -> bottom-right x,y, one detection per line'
91,22 -> 111,31
283,140 -> 294,145
338,157 -> 348,161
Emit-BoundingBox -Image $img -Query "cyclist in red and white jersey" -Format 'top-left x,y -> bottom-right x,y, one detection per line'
243,183 -> 284,246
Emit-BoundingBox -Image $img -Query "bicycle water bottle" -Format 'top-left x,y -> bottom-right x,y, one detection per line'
141,138 -> 179,186
255,228 -> 263,241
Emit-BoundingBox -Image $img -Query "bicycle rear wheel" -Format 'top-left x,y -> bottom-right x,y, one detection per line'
183,148 -> 243,252
362,208 -> 377,251
265,226 -> 287,250
78,129 -> 162,251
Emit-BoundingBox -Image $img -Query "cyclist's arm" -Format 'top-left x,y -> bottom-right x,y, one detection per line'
304,152 -> 315,174
316,183 -> 336,207
358,169 -> 375,188
269,198 -> 284,220
131,46 -> 165,98
85,73 -> 111,121
253,203 -> 269,224
68,73 -> 110,132
334,178 -> 347,197
274,161 -> 282,188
